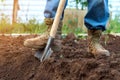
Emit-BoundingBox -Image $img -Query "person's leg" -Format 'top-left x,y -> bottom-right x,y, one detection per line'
85,0 -> 109,31
84,0 -> 110,56
43,0 -> 68,51
24,0 -> 68,51
44,0 -> 68,20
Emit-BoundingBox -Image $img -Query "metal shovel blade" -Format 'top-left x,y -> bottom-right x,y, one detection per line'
40,37 -> 54,62
34,49 -> 44,60
34,48 -> 53,61
42,48 -> 53,61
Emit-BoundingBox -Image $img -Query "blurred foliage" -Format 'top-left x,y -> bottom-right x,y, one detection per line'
0,14 -> 11,33
0,16 -> 47,34
74,0 -> 88,10
0,0 -> 5,2
62,24 -> 85,36
18,19 -> 47,34
0,14 -> 120,34
106,14 -> 120,33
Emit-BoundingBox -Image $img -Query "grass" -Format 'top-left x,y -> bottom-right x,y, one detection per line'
0,14 -> 120,35
0,17 -> 47,34
62,24 -> 86,35
106,15 -> 120,33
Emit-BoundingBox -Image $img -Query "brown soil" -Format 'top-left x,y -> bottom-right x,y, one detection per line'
0,34 -> 120,80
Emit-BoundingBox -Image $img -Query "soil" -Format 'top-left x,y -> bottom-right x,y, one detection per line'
0,34 -> 120,80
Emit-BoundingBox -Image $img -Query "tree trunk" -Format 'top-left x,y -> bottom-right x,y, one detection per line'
12,0 -> 19,24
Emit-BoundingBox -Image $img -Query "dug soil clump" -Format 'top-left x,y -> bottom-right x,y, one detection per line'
0,34 -> 120,80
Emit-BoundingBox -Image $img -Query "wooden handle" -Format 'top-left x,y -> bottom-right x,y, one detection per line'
50,0 -> 66,38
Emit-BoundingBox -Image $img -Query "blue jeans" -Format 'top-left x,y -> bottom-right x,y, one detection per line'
44,0 -> 109,31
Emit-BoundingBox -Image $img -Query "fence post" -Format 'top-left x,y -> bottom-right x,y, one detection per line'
12,0 -> 19,24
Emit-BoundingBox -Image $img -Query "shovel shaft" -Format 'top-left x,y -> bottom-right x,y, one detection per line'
50,0 -> 66,38
40,0 -> 66,62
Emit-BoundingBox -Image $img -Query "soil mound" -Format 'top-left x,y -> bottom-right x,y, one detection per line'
0,34 -> 120,80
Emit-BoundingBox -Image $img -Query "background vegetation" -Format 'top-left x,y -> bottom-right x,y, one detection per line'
0,13 -> 120,35
0,0 -> 120,35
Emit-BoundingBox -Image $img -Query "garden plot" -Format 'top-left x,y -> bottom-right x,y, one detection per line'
0,34 -> 120,80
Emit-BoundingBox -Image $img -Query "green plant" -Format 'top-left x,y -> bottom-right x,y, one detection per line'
19,19 -> 46,34
0,0 -> 5,2
75,0 -> 88,10
0,15 -> 47,34
62,24 -> 85,36
0,14 -> 12,33
106,14 -> 120,33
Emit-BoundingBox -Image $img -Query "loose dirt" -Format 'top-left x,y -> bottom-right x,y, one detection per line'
0,34 -> 120,80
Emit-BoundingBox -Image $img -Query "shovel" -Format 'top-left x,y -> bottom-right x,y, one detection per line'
35,0 -> 66,62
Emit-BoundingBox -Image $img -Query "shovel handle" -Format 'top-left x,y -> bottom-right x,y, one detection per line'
50,0 -> 66,38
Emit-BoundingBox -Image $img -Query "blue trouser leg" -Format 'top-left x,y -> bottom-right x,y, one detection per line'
84,0 -> 109,31
44,0 -> 68,20
44,0 -> 109,31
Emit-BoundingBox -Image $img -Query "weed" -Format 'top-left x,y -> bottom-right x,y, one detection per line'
106,15 -> 120,33
0,14 -> 120,35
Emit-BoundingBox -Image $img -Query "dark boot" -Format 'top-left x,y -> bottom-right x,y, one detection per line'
88,30 -> 110,56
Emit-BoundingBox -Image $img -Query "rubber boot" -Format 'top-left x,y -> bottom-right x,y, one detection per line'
88,30 -> 110,56
24,18 -> 53,49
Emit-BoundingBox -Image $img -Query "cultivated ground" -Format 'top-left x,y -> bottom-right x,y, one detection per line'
0,34 -> 120,80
